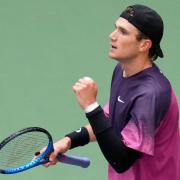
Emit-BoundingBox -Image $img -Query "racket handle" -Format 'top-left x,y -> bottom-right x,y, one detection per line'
57,154 -> 90,168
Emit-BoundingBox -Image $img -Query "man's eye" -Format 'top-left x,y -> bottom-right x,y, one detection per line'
116,28 -> 128,35
120,30 -> 127,35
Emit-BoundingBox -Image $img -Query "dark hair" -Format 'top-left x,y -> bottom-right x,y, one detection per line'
136,31 -> 158,61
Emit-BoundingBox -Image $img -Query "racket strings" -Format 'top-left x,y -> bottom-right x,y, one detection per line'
0,132 -> 49,169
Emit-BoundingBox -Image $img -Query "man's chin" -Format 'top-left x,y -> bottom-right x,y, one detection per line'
108,53 -> 120,61
109,52 -> 116,58
108,53 -> 132,63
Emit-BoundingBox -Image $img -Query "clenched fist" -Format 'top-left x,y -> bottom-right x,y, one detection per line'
72,77 -> 98,109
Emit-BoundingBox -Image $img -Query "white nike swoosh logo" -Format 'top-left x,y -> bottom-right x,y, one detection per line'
76,128 -> 82,133
118,96 -> 125,103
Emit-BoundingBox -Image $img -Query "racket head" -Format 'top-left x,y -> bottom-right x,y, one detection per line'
0,127 -> 54,174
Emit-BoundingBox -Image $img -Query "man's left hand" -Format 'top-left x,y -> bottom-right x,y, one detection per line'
72,77 -> 98,109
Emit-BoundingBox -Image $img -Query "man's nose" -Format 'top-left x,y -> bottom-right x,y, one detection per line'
109,30 -> 117,41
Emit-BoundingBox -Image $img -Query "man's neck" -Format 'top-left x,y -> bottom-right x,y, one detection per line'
122,56 -> 153,78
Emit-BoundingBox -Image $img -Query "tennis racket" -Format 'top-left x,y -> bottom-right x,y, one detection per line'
0,127 -> 90,174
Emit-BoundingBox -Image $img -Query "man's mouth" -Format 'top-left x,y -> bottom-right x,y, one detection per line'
111,45 -> 117,49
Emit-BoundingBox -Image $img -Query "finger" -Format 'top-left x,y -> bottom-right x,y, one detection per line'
32,152 -> 40,161
83,76 -> 93,81
83,77 -> 94,84
72,85 -> 81,93
73,84 -> 86,93
75,82 -> 82,87
79,79 -> 95,88
77,77 -> 93,82
32,147 -> 46,161
43,162 -> 51,168
49,160 -> 57,166
78,79 -> 87,84
49,152 -> 58,163
73,83 -> 83,91
72,85 -> 76,93
43,153 -> 58,167
78,78 -> 92,84
35,151 -> 41,156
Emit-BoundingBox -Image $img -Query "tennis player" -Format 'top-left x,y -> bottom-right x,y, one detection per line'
45,4 -> 180,180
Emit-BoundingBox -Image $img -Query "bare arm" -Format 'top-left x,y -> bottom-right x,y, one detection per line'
85,124 -> 96,142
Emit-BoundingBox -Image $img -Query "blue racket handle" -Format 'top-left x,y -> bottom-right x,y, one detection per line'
56,154 -> 90,168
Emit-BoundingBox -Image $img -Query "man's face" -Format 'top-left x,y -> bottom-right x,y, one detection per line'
109,17 -> 141,62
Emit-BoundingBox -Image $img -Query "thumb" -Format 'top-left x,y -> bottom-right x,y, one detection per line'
49,151 -> 58,162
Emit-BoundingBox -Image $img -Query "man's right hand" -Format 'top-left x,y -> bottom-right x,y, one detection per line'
43,137 -> 71,167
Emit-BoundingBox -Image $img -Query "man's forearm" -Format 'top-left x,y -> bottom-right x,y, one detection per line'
86,106 -> 142,173
85,124 -> 96,142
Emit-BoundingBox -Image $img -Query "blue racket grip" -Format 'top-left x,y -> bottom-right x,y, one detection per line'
56,154 -> 90,168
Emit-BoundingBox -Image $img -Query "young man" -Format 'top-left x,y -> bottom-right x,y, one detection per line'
44,4 -> 180,180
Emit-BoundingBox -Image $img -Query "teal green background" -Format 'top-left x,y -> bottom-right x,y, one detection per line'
0,0 -> 179,179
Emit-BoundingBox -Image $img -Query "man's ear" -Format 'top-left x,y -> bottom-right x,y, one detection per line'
139,39 -> 152,53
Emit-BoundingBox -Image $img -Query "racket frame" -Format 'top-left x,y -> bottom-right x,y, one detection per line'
0,127 -> 90,174
0,127 -> 56,174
